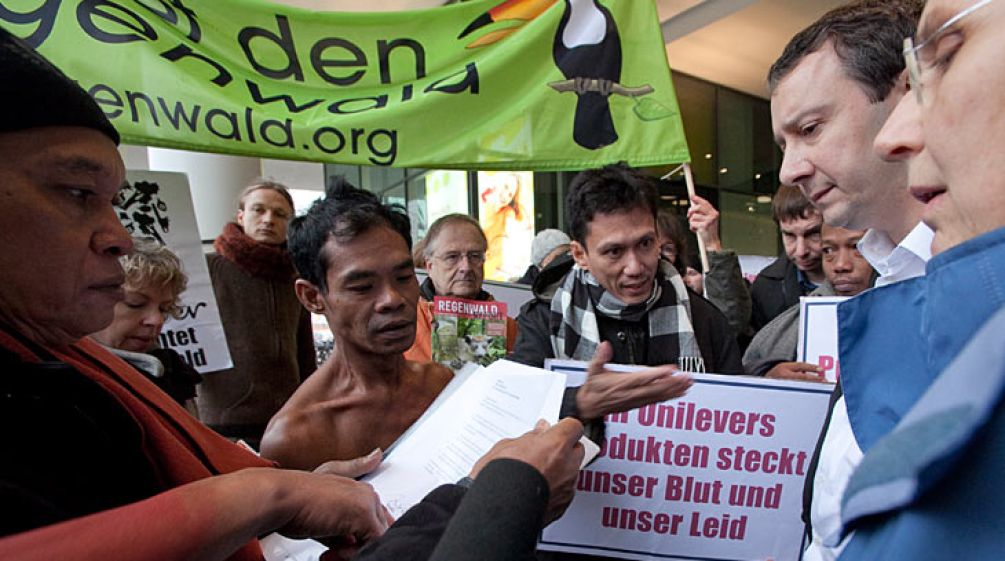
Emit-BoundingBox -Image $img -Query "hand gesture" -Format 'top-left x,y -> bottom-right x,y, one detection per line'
575,341 -> 693,420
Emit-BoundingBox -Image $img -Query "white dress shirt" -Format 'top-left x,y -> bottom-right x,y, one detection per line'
803,222 -> 933,561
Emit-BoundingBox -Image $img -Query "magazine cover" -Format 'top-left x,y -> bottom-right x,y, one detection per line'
431,296 -> 508,370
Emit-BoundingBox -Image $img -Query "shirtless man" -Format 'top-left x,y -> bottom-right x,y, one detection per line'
260,179 -> 452,470
261,179 -> 693,471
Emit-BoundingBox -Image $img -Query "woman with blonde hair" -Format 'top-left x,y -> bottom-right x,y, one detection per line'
91,237 -> 201,413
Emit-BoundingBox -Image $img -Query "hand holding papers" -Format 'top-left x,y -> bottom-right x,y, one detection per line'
364,360 -> 570,518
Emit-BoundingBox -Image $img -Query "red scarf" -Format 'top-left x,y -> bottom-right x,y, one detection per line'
214,222 -> 297,281
0,327 -> 272,560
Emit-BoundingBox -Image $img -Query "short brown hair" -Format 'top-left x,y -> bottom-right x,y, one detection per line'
238,179 -> 294,212
768,0 -> 923,103
772,185 -> 818,224
421,214 -> 487,258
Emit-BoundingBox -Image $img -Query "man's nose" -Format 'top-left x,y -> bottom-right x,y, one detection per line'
779,147 -> 813,189
94,204 -> 133,258
375,283 -> 406,311
833,248 -> 854,272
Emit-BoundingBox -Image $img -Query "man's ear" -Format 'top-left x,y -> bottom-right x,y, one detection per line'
570,240 -> 590,270
894,68 -> 911,98
235,208 -> 245,225
295,279 -> 325,314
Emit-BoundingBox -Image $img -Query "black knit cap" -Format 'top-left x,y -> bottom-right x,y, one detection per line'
0,26 -> 120,144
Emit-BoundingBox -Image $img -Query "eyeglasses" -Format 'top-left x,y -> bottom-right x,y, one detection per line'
436,251 -> 486,267
904,0 -> 994,103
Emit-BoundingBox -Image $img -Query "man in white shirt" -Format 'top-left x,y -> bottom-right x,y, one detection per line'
767,1 -> 934,559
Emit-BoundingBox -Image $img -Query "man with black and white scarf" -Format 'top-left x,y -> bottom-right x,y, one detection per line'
511,164 -> 742,376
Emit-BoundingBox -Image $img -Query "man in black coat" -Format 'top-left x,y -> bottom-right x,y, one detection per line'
749,185 -> 826,331
510,164 -> 742,375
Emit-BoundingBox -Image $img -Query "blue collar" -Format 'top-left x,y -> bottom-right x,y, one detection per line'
838,226 -> 1005,451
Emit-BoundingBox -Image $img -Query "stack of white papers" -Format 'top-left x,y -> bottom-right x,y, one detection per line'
364,359 -> 568,517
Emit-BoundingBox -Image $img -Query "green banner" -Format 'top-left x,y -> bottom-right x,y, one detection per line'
0,0 -> 690,170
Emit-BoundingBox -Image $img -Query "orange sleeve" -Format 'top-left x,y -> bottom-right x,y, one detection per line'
404,299 -> 434,363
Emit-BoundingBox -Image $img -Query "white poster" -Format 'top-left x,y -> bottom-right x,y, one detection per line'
540,362 -> 831,561
121,170 -> 232,373
796,296 -> 848,383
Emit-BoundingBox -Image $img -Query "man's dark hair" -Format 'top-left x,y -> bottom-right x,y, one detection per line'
768,0 -> 924,102
772,184 -> 819,224
288,176 -> 411,292
565,164 -> 659,246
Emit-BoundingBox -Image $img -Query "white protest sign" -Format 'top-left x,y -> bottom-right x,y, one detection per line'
540,362 -> 831,561
121,171 -> 232,373
796,296 -> 848,383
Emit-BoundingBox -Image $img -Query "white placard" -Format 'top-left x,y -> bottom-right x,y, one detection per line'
121,170 -> 232,373
540,361 -> 831,561
364,360 -> 567,518
796,296 -> 848,383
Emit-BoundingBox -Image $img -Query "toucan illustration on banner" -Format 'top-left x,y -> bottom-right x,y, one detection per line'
458,0 -> 626,150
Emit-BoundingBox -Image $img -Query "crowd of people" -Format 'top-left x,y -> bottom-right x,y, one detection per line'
2,0 -> 1004,558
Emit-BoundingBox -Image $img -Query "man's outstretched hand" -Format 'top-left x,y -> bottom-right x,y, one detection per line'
575,341 -> 693,420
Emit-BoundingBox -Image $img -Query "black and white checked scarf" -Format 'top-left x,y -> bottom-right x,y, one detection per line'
549,259 -> 705,372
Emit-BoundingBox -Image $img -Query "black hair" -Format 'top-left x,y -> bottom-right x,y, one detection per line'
565,164 -> 659,246
288,176 -> 411,292
768,0 -> 923,103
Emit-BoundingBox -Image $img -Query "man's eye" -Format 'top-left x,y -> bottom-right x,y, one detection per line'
799,122 -> 819,137
931,32 -> 963,70
67,187 -> 94,201
604,248 -> 622,258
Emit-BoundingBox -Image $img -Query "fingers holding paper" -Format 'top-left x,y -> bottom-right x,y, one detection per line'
470,417 -> 585,523
575,341 -> 694,420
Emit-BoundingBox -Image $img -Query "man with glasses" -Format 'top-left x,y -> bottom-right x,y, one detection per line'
767,2 -> 928,560
833,0 -> 1005,557
404,213 -> 519,362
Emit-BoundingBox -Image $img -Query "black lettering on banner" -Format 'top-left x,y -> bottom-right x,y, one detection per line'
260,119 -> 294,148
311,37 -> 367,86
158,99 -> 201,131
377,38 -> 426,83
89,84 -> 125,119
327,95 -> 389,115
126,90 -> 160,126
238,14 -> 304,81
205,108 -> 242,140
134,0 -> 201,42
77,0 -> 157,44
161,44 -> 233,86
313,127 -> 346,154
0,0 -> 61,48
368,129 -> 397,166
424,62 -> 479,95
245,80 -> 324,112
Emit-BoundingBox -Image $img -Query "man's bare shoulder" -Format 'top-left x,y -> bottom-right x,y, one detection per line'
405,360 -> 454,391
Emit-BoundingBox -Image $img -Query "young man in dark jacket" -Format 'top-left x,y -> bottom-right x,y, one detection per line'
749,185 -> 826,331
510,164 -> 742,375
